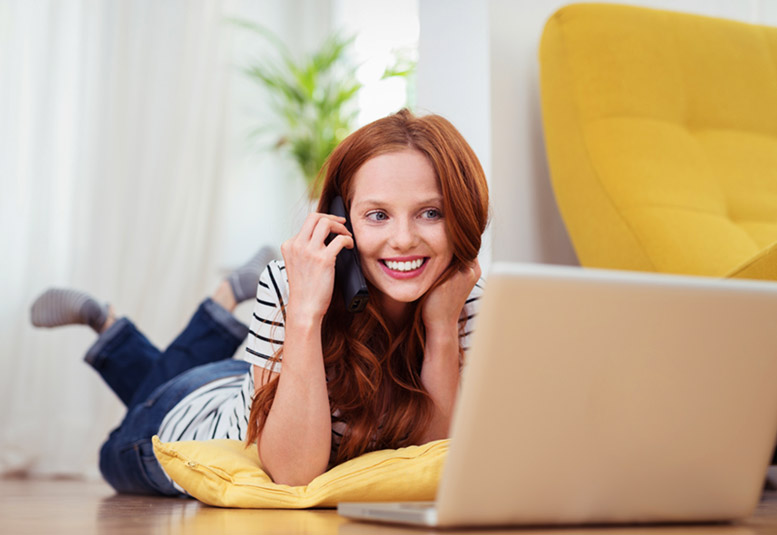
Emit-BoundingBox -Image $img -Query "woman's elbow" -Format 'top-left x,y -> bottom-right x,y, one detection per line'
258,445 -> 328,486
270,467 -> 325,487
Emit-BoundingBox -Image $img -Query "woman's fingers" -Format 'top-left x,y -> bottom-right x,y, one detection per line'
281,213 -> 354,272
327,234 -> 355,254
311,216 -> 350,249
300,213 -> 346,241
281,214 -> 357,320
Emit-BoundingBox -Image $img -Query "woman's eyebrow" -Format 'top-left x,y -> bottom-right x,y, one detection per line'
351,199 -> 381,209
352,196 -> 443,209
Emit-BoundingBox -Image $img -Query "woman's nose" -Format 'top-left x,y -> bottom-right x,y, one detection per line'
388,219 -> 419,250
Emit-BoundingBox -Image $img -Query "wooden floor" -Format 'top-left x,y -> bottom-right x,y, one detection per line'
4,477 -> 777,535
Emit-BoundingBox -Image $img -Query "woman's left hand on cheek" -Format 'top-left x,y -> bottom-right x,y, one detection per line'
421,259 -> 481,333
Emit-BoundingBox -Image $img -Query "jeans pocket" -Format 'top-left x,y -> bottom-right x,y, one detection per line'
123,440 -> 179,496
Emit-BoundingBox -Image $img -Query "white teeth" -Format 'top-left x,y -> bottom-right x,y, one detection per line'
384,259 -> 424,272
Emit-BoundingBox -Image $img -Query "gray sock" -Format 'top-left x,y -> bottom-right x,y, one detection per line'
30,288 -> 109,333
227,245 -> 279,303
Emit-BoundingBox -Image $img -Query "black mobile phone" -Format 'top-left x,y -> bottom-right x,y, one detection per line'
328,196 -> 369,312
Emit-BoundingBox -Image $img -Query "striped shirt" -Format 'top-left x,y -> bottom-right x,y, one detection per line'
157,260 -> 483,478
157,370 -> 255,443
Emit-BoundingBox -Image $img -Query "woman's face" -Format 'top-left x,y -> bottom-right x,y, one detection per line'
348,149 -> 454,322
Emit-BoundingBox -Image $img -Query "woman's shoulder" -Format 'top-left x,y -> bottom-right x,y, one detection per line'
467,276 -> 486,302
459,276 -> 485,332
264,258 -> 286,275
258,260 -> 289,294
247,260 -> 287,371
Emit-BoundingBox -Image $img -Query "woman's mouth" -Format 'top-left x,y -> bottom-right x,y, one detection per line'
379,257 -> 429,278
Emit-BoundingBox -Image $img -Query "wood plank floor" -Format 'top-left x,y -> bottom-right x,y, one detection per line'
4,477 -> 777,535
0,477 -> 346,535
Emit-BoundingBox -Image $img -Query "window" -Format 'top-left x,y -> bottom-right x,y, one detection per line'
333,0 -> 419,126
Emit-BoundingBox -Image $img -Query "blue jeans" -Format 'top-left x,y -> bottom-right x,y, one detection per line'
86,298 -> 250,495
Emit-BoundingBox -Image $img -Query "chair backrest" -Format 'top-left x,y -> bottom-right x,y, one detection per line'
539,3 -> 777,277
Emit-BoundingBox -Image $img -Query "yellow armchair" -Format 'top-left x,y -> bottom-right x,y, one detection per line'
539,3 -> 777,280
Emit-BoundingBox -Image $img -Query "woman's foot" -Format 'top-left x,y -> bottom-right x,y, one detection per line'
226,245 -> 279,303
30,288 -> 112,333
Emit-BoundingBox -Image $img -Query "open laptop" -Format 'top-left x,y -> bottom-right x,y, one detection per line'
338,262 -> 777,528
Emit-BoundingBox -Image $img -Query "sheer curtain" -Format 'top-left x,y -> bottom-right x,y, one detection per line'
0,0 -> 233,477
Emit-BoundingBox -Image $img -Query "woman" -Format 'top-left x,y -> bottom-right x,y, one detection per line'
31,108 -> 489,494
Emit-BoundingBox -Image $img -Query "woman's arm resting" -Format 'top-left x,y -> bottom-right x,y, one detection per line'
419,260 -> 481,443
419,324 -> 461,442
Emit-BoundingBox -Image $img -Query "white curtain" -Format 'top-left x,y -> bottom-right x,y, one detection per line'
0,0 -> 232,477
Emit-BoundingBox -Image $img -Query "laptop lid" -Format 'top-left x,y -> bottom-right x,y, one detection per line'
431,263 -> 777,527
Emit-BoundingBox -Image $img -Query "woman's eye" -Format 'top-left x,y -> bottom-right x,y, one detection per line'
422,208 -> 442,220
366,211 -> 388,222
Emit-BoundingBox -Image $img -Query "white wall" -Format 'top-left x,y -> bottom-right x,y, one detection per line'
416,0 -> 493,268
418,0 -> 777,267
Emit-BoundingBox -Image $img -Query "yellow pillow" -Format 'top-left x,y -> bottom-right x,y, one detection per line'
152,436 -> 448,508
726,240 -> 777,281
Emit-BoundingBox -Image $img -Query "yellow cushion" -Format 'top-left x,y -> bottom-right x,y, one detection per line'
539,4 -> 777,278
152,436 -> 448,508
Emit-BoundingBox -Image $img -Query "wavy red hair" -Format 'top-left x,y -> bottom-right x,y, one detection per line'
247,109 -> 489,465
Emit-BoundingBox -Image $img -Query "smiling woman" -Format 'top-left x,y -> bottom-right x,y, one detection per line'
246,109 -> 490,486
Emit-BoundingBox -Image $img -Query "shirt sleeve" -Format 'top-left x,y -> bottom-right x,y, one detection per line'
459,276 -> 485,352
244,260 -> 288,373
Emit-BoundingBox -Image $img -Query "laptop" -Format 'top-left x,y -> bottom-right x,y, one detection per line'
338,262 -> 777,528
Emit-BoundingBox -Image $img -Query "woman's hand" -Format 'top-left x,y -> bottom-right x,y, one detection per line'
421,259 -> 481,334
281,213 -> 354,322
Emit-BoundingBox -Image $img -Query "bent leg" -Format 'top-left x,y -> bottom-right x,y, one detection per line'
85,318 -> 161,407
85,298 -> 247,408
127,298 -> 248,408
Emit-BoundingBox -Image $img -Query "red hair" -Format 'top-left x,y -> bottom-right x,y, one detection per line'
247,109 -> 489,465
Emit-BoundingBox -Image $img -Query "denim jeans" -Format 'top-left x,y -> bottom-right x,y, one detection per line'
86,298 -> 250,495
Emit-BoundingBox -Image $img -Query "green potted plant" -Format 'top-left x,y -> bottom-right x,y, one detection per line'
232,20 -> 362,198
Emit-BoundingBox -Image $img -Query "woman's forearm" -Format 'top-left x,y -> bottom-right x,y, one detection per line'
419,324 -> 461,443
258,312 -> 332,486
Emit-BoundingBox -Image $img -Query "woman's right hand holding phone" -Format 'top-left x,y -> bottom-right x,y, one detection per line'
281,212 -> 354,323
